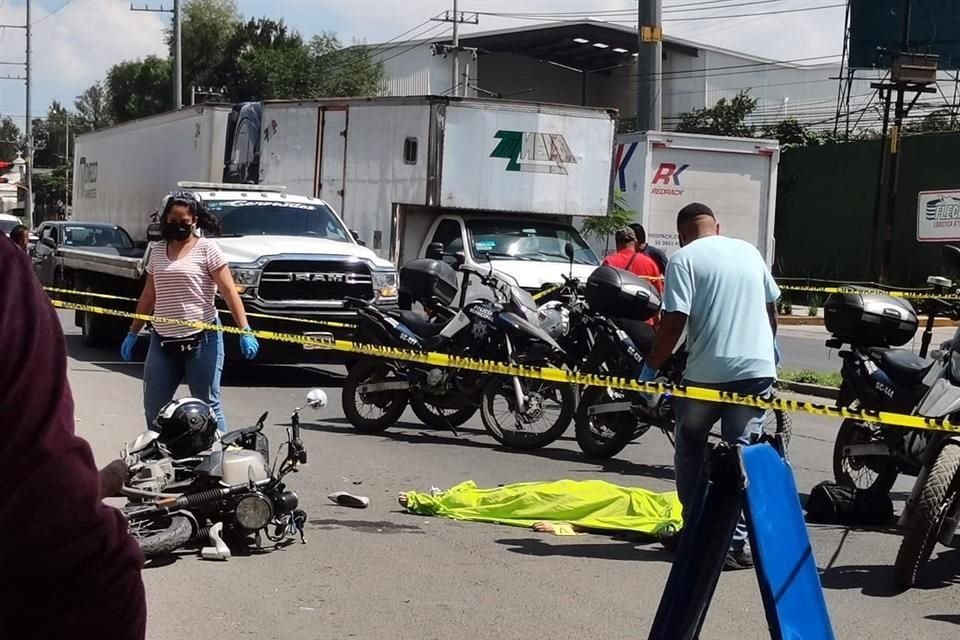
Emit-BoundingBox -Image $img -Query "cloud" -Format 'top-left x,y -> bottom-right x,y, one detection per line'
0,0 -> 167,126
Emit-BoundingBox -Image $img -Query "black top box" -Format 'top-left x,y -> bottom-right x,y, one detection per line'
824,288 -> 918,347
585,265 -> 662,321
400,258 -> 459,306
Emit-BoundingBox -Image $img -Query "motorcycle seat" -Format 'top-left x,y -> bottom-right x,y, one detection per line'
868,347 -> 932,386
396,310 -> 449,338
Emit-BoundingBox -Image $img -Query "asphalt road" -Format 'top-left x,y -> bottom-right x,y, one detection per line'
60,312 -> 960,640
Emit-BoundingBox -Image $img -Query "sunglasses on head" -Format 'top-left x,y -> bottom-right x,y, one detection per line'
169,191 -> 198,205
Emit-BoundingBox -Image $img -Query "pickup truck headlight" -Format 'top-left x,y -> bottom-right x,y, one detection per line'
372,270 -> 399,301
230,266 -> 262,294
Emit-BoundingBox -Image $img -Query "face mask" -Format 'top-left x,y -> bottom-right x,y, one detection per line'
162,222 -> 193,242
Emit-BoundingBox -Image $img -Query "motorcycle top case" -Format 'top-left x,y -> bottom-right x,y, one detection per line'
585,265 -> 661,321
823,288 -> 918,347
400,258 -> 458,306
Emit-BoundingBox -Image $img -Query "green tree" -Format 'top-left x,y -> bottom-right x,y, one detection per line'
581,190 -> 635,243
312,34 -> 384,97
907,108 -> 960,133
106,56 -> 172,123
676,90 -> 758,137
32,101 -> 74,169
0,116 -> 21,162
32,167 -> 69,222
170,0 -> 242,91
74,82 -> 113,132
761,118 -> 820,148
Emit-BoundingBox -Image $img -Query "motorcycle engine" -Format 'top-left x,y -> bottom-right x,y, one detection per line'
131,459 -> 174,493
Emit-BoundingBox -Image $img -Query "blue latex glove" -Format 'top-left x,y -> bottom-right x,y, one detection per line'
239,328 -> 260,360
638,363 -> 659,382
774,338 -> 782,368
120,332 -> 138,362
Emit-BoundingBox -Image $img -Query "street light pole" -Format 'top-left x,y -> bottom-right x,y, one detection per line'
25,0 -> 33,227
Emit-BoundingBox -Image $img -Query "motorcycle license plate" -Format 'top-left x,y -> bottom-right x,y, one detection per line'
303,332 -> 335,350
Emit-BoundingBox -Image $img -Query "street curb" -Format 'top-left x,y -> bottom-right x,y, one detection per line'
777,381 -> 839,400
779,315 -> 954,327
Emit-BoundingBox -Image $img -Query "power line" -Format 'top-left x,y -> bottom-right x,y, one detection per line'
32,0 -> 73,25
473,0 -> 801,19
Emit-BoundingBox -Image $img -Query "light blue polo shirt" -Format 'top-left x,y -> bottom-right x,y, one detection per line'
662,235 -> 780,384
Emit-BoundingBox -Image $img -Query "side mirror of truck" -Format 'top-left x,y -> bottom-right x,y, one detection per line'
350,229 -> 366,246
146,223 -> 163,243
425,242 -> 444,261
943,245 -> 960,274
41,237 -> 56,249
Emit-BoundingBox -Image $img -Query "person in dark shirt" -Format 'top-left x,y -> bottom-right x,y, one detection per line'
0,236 -> 146,638
630,223 -> 669,274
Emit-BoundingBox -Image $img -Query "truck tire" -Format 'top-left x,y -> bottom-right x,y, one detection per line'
80,287 -> 123,348
894,444 -> 960,590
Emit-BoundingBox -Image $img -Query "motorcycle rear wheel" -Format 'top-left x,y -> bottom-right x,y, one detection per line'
125,511 -> 193,558
574,386 -> 650,460
342,359 -> 409,433
480,376 -> 575,450
893,444 -> 960,590
833,418 -> 899,494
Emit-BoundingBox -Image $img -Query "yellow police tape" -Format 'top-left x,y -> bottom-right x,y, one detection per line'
778,284 -> 960,301
43,286 -> 355,329
48,297 -> 960,435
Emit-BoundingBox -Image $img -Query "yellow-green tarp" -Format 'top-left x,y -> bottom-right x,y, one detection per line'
403,479 -> 683,535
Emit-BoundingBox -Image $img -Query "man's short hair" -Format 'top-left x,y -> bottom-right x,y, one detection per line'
676,202 -> 715,228
615,226 -> 637,245
629,223 -> 647,244
9,225 -> 29,245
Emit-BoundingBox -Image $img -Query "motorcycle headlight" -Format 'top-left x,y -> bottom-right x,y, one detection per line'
235,494 -> 273,530
229,265 -> 262,294
372,270 -> 399,301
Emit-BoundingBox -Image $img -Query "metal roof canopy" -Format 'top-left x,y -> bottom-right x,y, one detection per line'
437,22 -> 699,73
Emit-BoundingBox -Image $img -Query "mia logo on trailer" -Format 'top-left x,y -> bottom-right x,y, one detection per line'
490,130 -> 577,175
650,162 -> 689,196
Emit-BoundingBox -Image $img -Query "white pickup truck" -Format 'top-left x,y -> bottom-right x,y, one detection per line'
46,182 -> 398,361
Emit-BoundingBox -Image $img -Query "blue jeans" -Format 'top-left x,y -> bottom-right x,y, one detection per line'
673,377 -> 774,551
143,329 -> 226,432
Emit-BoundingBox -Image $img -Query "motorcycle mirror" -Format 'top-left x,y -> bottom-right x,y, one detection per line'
564,241 -> 575,279
256,411 -> 269,430
454,251 -> 466,268
426,242 -> 444,261
306,388 -> 327,409
942,245 -> 960,274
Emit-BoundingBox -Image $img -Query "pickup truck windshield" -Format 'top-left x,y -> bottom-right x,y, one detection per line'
205,200 -> 350,242
62,225 -> 133,249
466,220 -> 599,266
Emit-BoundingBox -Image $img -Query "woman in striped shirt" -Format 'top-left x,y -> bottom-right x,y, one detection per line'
120,192 -> 259,432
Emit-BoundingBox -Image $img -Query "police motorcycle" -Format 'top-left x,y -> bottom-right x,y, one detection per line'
120,391 -> 325,558
341,245 -> 575,450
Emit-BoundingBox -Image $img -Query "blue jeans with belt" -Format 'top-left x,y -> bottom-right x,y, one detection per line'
143,328 -> 226,432
673,377 -> 774,551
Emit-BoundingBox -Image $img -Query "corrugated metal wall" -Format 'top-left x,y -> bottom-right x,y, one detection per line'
775,132 -> 960,287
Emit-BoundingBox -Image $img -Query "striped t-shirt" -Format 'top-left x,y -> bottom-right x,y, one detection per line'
146,238 -> 228,338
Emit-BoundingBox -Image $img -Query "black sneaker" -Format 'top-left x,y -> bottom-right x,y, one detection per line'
659,528 -> 682,552
723,547 -> 754,571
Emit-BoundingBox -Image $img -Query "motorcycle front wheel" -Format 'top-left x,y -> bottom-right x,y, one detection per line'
893,444 -> 960,590
124,510 -> 193,558
342,359 -> 409,433
480,375 -> 575,450
574,386 -> 651,459
833,418 -> 899,493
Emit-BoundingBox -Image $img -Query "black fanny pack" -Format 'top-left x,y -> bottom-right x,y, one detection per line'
158,332 -> 203,355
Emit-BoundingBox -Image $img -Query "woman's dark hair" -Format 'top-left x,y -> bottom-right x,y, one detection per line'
9,224 -> 29,244
160,191 -> 221,235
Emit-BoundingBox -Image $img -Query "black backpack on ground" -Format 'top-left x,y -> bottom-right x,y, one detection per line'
805,481 -> 894,526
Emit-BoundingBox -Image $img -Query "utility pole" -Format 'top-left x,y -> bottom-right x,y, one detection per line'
64,114 -> 70,216
869,0 -> 937,281
431,6 -> 478,96
131,1 -> 181,109
0,9 -> 29,224
637,0 -> 662,131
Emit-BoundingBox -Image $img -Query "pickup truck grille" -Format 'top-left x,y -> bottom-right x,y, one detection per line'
258,260 -> 374,302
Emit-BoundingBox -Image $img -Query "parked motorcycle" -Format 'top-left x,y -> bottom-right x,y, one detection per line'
570,266 -> 791,460
341,250 -> 575,450
890,247 -> 960,588
121,390 -> 325,558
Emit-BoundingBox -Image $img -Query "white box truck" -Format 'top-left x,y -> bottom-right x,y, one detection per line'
609,131 -> 779,264
247,97 -> 616,292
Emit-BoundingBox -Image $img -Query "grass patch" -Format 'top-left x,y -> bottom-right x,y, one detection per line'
779,369 -> 842,388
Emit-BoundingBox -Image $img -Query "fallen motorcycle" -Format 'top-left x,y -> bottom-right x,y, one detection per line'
120,389 -> 326,558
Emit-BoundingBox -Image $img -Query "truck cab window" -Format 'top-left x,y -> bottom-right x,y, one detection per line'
430,219 -> 464,264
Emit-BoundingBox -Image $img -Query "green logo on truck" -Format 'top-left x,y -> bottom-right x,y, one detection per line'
490,130 -> 577,175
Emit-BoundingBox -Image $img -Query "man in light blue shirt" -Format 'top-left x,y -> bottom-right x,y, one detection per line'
641,202 -> 780,571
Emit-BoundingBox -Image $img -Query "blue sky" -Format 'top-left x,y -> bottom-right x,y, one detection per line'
0,0 -> 846,130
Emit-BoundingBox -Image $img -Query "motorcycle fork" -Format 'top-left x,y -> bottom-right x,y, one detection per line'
504,334 -> 528,413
